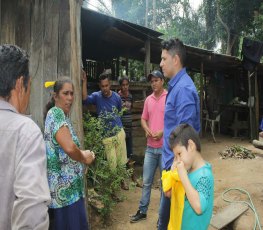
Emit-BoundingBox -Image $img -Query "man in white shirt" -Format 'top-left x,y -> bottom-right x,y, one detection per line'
0,44 -> 50,230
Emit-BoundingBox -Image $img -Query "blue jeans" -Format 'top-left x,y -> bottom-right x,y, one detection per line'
139,146 -> 162,214
158,181 -> 171,229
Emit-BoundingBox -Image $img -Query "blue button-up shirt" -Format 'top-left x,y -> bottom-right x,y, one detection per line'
83,91 -> 123,136
162,68 -> 200,170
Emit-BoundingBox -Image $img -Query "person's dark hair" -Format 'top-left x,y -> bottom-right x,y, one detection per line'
169,123 -> 201,152
44,77 -> 73,119
99,73 -> 110,82
119,76 -> 129,85
161,38 -> 186,67
0,44 -> 29,100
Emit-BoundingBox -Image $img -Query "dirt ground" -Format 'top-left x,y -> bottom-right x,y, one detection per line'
93,134 -> 263,230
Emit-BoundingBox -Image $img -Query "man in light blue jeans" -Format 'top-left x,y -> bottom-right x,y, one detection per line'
130,70 -> 167,223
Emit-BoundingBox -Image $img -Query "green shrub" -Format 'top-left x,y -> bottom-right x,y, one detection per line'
83,112 -> 132,220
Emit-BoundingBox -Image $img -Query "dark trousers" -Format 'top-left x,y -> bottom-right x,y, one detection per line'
125,131 -> 133,159
158,190 -> 171,230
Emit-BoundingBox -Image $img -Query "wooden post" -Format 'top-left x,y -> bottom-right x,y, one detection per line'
42,0 -> 59,126
200,62 -> 204,137
16,0 -> 31,51
0,0 -> 1,40
255,68 -> 259,139
116,57 -> 120,78
125,56 -> 129,76
0,0 -> 15,44
30,0 -> 45,129
144,38 -> 150,78
248,71 -> 252,141
69,0 -> 84,145
248,71 -> 257,141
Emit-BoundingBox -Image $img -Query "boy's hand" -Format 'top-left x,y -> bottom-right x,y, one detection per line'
174,155 -> 187,177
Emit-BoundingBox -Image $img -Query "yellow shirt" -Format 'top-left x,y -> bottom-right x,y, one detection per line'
162,169 -> 185,230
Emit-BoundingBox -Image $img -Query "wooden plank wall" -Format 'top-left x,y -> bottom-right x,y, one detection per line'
0,0 -> 83,142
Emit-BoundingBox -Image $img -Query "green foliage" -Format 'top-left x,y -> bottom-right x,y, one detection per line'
192,72 -> 202,95
83,112 -> 131,220
129,59 -> 145,81
218,145 -> 255,159
112,0 -> 146,25
250,2 -> 263,41
119,58 -> 145,81
202,0 -> 262,55
88,0 -> 263,56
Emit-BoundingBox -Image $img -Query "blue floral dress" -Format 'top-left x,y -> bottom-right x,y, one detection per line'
44,107 -> 84,208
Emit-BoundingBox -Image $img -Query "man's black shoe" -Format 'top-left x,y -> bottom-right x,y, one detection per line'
130,210 -> 147,223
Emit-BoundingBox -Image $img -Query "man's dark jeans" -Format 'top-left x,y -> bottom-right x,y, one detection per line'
158,188 -> 171,229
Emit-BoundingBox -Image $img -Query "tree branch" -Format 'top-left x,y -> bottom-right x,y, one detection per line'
216,0 -> 231,54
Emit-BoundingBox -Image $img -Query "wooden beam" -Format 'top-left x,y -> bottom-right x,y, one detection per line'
116,57 -> 120,78
0,0 -> 16,44
255,69 -> 259,139
210,203 -> 248,229
58,0 -> 70,77
144,38 -> 150,77
69,0 -> 84,145
30,0 -> 45,128
0,0 -> 2,43
125,56 -> 129,75
200,61 -> 204,137
42,0 -> 59,121
16,0 -> 31,51
248,71 -> 257,141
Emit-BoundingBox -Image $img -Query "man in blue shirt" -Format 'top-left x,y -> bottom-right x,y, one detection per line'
158,38 -> 200,229
82,72 -> 128,189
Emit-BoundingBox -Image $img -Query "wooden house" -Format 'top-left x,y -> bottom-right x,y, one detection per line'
0,0 -> 84,139
1,1 -> 262,144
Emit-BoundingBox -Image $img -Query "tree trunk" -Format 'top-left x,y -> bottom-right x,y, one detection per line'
153,0 -> 156,30
216,0 -> 236,55
145,0 -> 148,27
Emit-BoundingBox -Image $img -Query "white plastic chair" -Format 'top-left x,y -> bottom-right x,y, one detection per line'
203,110 -> 220,142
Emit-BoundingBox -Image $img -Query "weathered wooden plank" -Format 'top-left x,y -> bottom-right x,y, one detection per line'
0,0 -> 1,39
57,0 -> 70,77
69,0 -> 83,144
144,38 -> 151,77
42,0 -> 59,113
15,0 -> 31,51
255,71 -> 259,139
0,0 -> 16,44
210,203 -> 248,229
29,0 -> 45,129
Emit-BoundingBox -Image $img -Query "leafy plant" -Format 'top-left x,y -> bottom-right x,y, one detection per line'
83,112 -> 132,220
218,145 -> 255,159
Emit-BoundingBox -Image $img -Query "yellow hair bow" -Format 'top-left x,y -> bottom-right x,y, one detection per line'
44,81 -> 55,88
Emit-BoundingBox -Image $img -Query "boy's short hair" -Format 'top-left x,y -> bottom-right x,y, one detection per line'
99,73 -> 110,82
169,123 -> 201,152
119,76 -> 129,85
